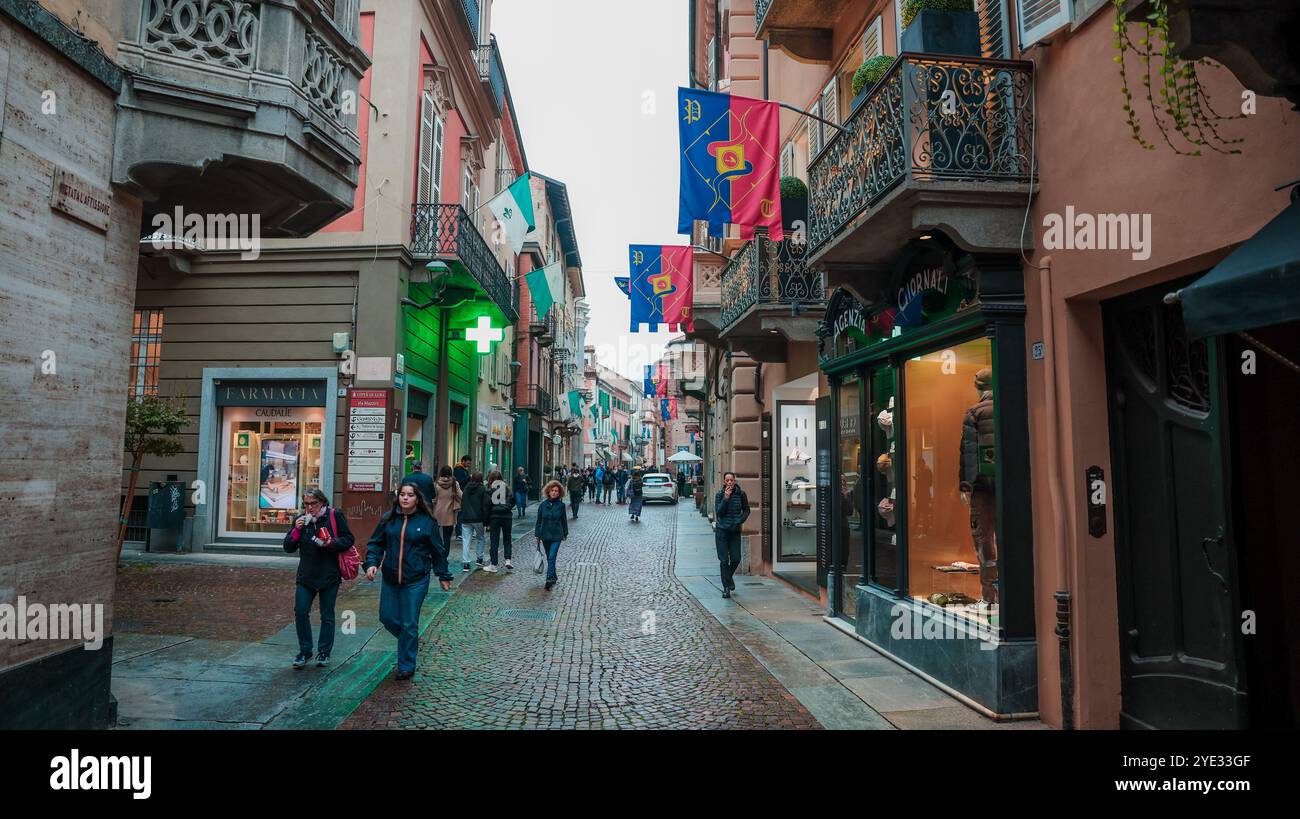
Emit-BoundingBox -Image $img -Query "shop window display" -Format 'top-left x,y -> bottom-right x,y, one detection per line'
903,338 -> 996,619
869,369 -> 899,589
222,408 -> 324,537
836,376 -> 864,619
778,403 -> 817,560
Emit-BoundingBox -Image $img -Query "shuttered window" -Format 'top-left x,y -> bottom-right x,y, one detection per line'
977,0 -> 1011,58
418,91 -> 434,203
806,101 -> 822,158
863,16 -> 883,60
1017,0 -> 1072,47
780,142 -> 795,179
418,90 -> 445,204
820,77 -> 839,148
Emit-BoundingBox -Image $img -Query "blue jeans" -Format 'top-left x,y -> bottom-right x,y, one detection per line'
515,491 -> 527,517
460,522 -> 486,563
295,582 -> 339,656
379,575 -> 430,674
543,540 -> 561,583
616,484 -> 626,503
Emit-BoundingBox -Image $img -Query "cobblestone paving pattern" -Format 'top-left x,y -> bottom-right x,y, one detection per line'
341,501 -> 822,729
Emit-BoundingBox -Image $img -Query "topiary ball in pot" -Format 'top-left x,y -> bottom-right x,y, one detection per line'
779,176 -> 808,201
852,56 -> 895,97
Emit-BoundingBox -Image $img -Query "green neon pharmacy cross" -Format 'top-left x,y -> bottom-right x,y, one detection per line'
465,315 -> 503,354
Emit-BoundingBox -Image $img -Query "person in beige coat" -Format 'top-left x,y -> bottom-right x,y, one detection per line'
431,465 -> 462,556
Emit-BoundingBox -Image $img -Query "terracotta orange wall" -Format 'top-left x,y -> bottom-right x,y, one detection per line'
1024,12 -> 1300,728
323,12 -> 375,234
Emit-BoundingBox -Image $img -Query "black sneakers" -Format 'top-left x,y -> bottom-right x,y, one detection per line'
722,589 -> 731,599
293,652 -> 312,668
316,653 -> 330,668
394,669 -> 414,681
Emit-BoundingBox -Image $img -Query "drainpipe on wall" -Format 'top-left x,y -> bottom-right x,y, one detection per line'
1040,259 -> 1075,730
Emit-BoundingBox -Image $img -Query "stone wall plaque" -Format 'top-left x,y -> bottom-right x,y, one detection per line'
50,168 -> 111,232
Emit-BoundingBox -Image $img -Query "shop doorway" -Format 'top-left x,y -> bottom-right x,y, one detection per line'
1104,283 -> 1246,729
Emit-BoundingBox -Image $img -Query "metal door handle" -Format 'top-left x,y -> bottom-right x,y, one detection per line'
1201,529 -> 1228,594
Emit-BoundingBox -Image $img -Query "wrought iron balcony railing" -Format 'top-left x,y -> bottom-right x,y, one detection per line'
461,0 -> 481,38
808,55 -> 1035,254
476,38 -> 507,114
720,235 -> 826,333
410,203 -> 517,322
517,384 -> 554,417
754,0 -> 773,31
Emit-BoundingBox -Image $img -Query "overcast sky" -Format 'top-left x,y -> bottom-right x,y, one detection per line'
493,0 -> 688,383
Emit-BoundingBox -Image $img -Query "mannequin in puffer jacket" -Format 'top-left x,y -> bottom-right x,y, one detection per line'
959,367 -> 997,604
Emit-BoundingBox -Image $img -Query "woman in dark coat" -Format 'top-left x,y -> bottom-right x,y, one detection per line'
485,470 -> 515,572
363,480 -> 452,680
534,480 -> 569,590
513,467 -> 530,518
459,471 -> 488,572
283,488 -> 355,669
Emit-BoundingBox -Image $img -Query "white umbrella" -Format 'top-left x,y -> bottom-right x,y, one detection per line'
667,451 -> 703,463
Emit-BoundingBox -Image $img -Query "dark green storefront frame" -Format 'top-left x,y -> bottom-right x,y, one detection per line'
819,256 -> 1038,716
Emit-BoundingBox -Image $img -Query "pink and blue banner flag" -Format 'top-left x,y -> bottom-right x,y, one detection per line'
678,87 -> 783,241
628,244 -> 694,333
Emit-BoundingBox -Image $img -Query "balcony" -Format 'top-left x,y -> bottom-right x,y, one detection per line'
754,0 -> 854,62
809,55 -> 1035,271
476,37 -> 507,116
114,0 -> 370,237
719,234 -> 826,362
517,384 -> 553,418
411,204 -> 518,325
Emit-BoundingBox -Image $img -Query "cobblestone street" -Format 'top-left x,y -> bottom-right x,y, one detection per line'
341,499 -> 822,729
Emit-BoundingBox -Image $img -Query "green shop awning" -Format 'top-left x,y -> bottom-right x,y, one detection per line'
1182,200 -> 1300,340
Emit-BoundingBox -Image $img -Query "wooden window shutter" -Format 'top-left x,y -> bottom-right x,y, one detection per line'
433,115 -> 445,203
806,101 -> 821,158
780,142 -> 794,179
1016,0 -> 1071,47
417,91 -> 435,203
863,16 -> 883,60
820,77 -> 839,148
977,0 -> 1012,58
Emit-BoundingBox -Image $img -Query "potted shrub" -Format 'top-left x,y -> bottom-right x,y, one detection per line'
900,0 -> 980,58
779,175 -> 808,236
851,55 -> 895,111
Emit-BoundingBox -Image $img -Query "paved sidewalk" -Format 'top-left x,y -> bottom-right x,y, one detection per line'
675,504 -> 1047,730
111,549 -> 469,730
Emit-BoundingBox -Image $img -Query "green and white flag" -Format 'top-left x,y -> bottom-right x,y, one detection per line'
525,261 -> 564,320
487,173 -> 535,254
567,390 -> 583,419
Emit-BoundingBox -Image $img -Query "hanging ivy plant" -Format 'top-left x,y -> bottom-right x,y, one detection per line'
1112,0 -> 1245,155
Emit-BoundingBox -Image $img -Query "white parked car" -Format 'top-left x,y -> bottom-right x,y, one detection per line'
639,472 -> 676,504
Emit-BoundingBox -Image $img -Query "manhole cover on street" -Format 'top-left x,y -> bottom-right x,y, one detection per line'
496,608 -> 556,621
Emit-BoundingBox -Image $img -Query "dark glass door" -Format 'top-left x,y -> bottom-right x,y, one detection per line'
1104,285 -> 1245,729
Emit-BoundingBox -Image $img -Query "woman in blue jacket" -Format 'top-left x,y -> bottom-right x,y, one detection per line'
534,480 -> 569,590
363,480 -> 453,680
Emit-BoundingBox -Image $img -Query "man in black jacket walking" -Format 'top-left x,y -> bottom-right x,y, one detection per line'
404,461 -> 435,505
713,472 -> 750,599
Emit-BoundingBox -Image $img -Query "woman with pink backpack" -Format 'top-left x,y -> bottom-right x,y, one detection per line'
283,488 -> 357,670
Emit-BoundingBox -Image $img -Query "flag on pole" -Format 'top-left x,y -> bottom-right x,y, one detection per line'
660,399 -> 672,421
656,362 -> 669,397
567,390 -> 583,419
525,261 -> 565,320
487,173 -> 535,254
678,88 -> 783,241
628,245 -> 694,333
643,365 -> 655,396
